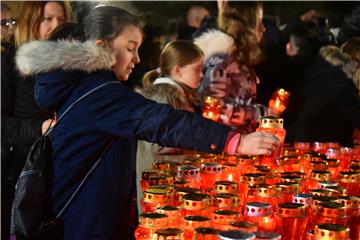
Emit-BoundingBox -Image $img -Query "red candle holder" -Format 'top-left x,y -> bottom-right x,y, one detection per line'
338,172 -> 360,197
200,162 -> 222,192
211,193 -> 240,212
304,171 -> 332,192
325,186 -> 348,197
254,185 -> 281,211
201,96 -> 221,122
244,202 -> 276,231
294,142 -> 311,154
338,196 -> 360,240
193,227 -> 219,240
276,203 -> 308,240
312,142 -> 327,154
211,210 -> 241,231
276,182 -> 300,203
155,228 -> 184,240
134,212 -> 168,240
312,202 -> 347,226
182,216 -> 211,240
141,169 -> 162,193
214,181 -> 239,194
240,173 -> 266,203
155,206 -> 181,228
176,165 -> 201,189
174,187 -> 200,207
237,155 -> 257,175
314,223 -> 350,240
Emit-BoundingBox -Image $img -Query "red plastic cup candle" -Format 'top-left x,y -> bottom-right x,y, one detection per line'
181,193 -> 211,217
200,162 -> 222,192
211,210 -> 241,231
155,228 -> 184,240
201,96 -> 221,122
182,216 -> 211,240
194,227 -> 219,240
244,202 -> 276,231
134,213 -> 168,240
276,203 -> 308,240
256,117 -> 286,167
314,223 -> 350,240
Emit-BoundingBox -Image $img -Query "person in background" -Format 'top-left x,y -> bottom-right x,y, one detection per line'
1,2 -> 71,239
284,38 -> 360,147
177,5 -> 209,40
1,3 -> 16,45
194,1 -> 271,134
136,40 -> 204,213
15,6 -> 280,239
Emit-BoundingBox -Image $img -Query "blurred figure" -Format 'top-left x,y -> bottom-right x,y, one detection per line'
1,2 -> 71,239
136,40 -> 204,213
1,3 -> 16,44
338,4 -> 360,45
178,5 -> 209,40
195,2 -> 270,134
284,39 -> 360,146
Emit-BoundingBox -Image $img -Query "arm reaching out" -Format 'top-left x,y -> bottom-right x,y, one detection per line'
236,132 -> 280,155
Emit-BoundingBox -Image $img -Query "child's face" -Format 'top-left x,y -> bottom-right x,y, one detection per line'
177,57 -> 204,89
110,25 -> 142,81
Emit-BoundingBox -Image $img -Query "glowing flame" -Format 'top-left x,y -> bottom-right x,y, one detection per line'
228,174 -> 233,182
275,98 -> 280,108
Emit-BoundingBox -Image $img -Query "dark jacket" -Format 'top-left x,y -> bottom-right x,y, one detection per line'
284,45 -> 360,146
16,40 -> 232,240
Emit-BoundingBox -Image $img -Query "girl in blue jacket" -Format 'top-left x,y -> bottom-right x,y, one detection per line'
15,6 -> 279,240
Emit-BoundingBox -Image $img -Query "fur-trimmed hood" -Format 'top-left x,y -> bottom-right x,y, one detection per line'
194,29 -> 235,60
16,40 -> 116,76
319,45 -> 360,91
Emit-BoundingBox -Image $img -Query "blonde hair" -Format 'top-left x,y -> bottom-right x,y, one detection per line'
218,1 -> 263,65
143,40 -> 204,87
341,38 -> 360,94
15,1 -> 72,46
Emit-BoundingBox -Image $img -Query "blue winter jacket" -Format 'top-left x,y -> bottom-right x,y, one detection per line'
15,40 -> 232,239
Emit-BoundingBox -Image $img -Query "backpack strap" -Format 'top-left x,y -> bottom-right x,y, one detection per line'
43,81 -> 120,219
44,81 -> 120,136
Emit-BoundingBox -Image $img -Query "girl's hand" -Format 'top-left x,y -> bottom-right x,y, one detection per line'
236,132 -> 280,155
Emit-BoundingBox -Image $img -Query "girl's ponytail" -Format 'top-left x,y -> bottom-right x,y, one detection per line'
142,69 -> 160,87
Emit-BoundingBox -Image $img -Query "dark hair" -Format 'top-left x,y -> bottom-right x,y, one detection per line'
83,6 -> 142,43
48,22 -> 85,41
290,25 -> 317,57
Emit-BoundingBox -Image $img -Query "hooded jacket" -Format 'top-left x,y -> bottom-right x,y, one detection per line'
194,29 -> 267,134
284,45 -> 360,146
16,40 -> 231,240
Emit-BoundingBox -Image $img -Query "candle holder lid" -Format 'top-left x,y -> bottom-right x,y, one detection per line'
229,221 -> 257,232
143,188 -> 171,203
182,193 -> 210,210
183,215 -> 211,229
258,116 -> 283,129
324,158 -> 339,167
292,193 -> 313,207
212,210 -> 240,224
241,173 -> 266,186
255,231 -> 281,240
312,195 -> 339,209
256,185 -> 281,198
215,181 -> 239,194
317,202 -> 345,217
212,193 -> 239,208
310,170 -> 332,181
155,206 -> 181,219
245,202 -> 272,217
314,224 -> 350,240
139,212 -> 168,228
276,182 -> 299,194
177,165 -> 200,179
310,188 -> 333,197
219,230 -> 256,240
142,169 -> 161,180
277,202 -> 306,217
338,196 -> 360,209
338,171 -> 360,183
155,228 -> 183,239
201,162 -> 222,174
325,186 -> 347,196
317,180 -> 338,189
194,227 -> 219,235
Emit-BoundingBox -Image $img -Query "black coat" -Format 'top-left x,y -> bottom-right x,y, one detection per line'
284,53 -> 360,146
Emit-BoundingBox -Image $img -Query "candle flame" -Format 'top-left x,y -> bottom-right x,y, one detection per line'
228,174 -> 233,182
275,98 -> 280,108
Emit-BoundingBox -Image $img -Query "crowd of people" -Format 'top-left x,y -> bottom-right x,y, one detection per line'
1,1 -> 359,240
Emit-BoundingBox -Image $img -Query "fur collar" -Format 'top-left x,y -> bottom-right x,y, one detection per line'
16,40 -> 116,76
194,29 -> 234,60
320,45 -> 360,90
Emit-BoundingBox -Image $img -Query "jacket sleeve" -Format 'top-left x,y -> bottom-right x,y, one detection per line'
91,85 -> 232,154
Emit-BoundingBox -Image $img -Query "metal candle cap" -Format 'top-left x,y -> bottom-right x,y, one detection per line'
292,193 -> 313,207
215,181 -> 239,194
212,210 -> 240,224
310,171 -> 332,181
183,216 -> 211,229
255,231 -> 281,240
219,230 -> 256,240
325,186 -> 347,196
200,162 -> 222,174
245,202 -> 272,217
258,116 -> 283,129
310,189 -> 333,197
149,174 -> 174,186
212,193 -> 239,208
277,202 -> 306,217
229,221 -> 257,232
182,193 -> 210,210
256,185 -> 281,198
194,227 -> 219,235
314,224 -> 350,240
176,165 -> 200,180
143,188 -> 171,203
175,187 -> 200,202
317,202 -> 345,217
155,228 -> 183,239
241,173 -> 266,186
338,196 -> 360,209
155,206 -> 181,219
338,171 -> 360,183
317,180 -> 338,189
139,212 -> 168,228
311,196 -> 339,209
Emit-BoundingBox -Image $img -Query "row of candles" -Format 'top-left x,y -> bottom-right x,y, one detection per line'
135,139 -> 360,240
